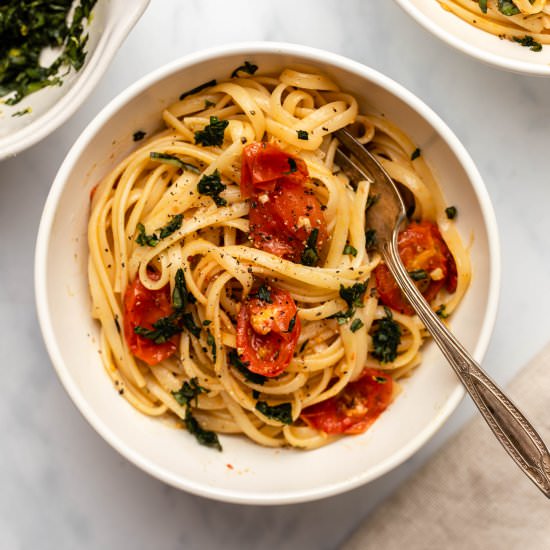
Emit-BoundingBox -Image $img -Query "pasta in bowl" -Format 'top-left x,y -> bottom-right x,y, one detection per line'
36,43 -> 499,503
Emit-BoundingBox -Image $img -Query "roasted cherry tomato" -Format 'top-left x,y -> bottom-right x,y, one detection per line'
301,369 -> 394,435
374,221 -> 457,315
123,275 -> 178,366
236,285 -> 301,377
241,142 -> 328,263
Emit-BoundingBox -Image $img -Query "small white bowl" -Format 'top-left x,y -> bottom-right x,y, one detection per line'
35,42 -> 500,504
0,0 -> 150,160
394,0 -> 550,76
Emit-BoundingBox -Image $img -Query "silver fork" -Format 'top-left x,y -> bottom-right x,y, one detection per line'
335,128 -> 550,498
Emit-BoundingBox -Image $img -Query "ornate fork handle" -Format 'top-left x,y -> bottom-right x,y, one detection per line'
383,238 -> 550,498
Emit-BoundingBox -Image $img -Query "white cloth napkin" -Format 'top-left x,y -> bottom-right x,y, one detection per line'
343,343 -> 550,550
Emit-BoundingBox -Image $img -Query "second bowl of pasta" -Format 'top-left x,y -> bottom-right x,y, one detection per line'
35,42 -> 499,504
394,0 -> 550,75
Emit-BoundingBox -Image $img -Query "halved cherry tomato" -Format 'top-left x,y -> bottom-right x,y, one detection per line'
241,142 -> 328,263
374,221 -> 457,315
236,285 -> 301,377
123,275 -> 178,366
301,368 -> 394,435
241,141 -> 309,198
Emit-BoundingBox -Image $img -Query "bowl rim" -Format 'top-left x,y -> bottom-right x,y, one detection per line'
393,0 -> 550,76
34,41 -> 501,504
0,0 -> 150,161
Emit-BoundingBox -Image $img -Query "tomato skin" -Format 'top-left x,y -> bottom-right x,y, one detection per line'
301,369 -> 393,435
241,142 -> 328,263
374,221 -> 458,315
123,276 -> 178,366
241,141 -> 308,198
236,286 -> 301,378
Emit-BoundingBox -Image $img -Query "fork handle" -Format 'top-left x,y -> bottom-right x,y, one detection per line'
383,241 -> 550,498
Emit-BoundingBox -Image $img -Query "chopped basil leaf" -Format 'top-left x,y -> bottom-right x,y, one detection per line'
172,268 -> 190,311
252,389 -> 260,399
513,35 -> 543,52
256,284 -> 272,303
445,206 -> 458,219
159,214 -> 183,239
134,313 -> 182,344
185,410 -> 222,451
203,320 -> 212,326
285,157 -> 298,174
228,350 -> 267,385
409,269 -> 428,281
11,107 -> 31,117
230,60 -> 258,78
255,401 -> 292,425
204,99 -> 216,109
194,116 -> 228,147
135,223 -> 159,247
133,130 -> 146,141
206,330 -> 216,361
478,0 -> 488,13
197,170 -> 227,206
343,244 -> 358,256
182,312 -> 201,338
172,377 -> 207,407
436,304 -> 449,319
350,318 -> 364,332
150,152 -> 200,173
497,0 -> 520,15
285,314 -> 297,333
411,148 -> 421,161
365,229 -> 377,250
297,130 -> 309,140
340,282 -> 367,310
179,79 -> 217,101
371,307 -> 401,363
373,375 -> 388,384
299,339 -> 309,353
301,228 -> 320,266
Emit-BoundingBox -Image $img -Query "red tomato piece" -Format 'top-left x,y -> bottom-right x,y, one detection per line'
123,275 -> 178,366
301,369 -> 394,435
241,141 -> 308,198
236,285 -> 301,378
374,221 -> 458,315
241,142 -> 328,263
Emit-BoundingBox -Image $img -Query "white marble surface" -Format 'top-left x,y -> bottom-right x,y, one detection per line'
1,1 -> 550,548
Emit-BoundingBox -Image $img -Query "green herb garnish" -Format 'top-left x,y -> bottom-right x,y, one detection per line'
0,0 -> 98,105
134,313 -> 182,344
255,401 -> 293,425
197,170 -> 227,206
135,215 -> 182,247
343,244 -> 358,256
172,377 -> 207,407
159,214 -> 183,239
498,0 -> 520,15
478,0 -> 488,13
297,130 -> 309,140
194,115 -> 229,147
228,349 -> 267,385
301,228 -> 320,266
371,307 -> 401,363
330,282 -> 368,325
150,152 -> 201,173
135,223 -> 159,247
11,107 -> 31,117
445,206 -> 458,219
256,284 -> 272,303
299,339 -> 309,353
411,148 -> 421,160
513,35 -> 543,52
230,60 -> 258,78
206,330 -> 216,361
350,318 -> 364,333
133,130 -> 146,141
181,312 -> 201,338
436,304 -> 449,319
185,410 -> 222,451
286,314 -> 297,333
179,79 -> 217,101
408,269 -> 428,281
366,194 -> 380,212
285,157 -> 298,174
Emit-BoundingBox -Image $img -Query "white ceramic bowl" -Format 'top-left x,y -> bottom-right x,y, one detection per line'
394,0 -> 550,76
0,0 -> 150,161
35,42 -> 500,505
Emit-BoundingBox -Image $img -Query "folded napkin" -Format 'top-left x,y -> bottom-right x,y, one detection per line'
343,343 -> 550,550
